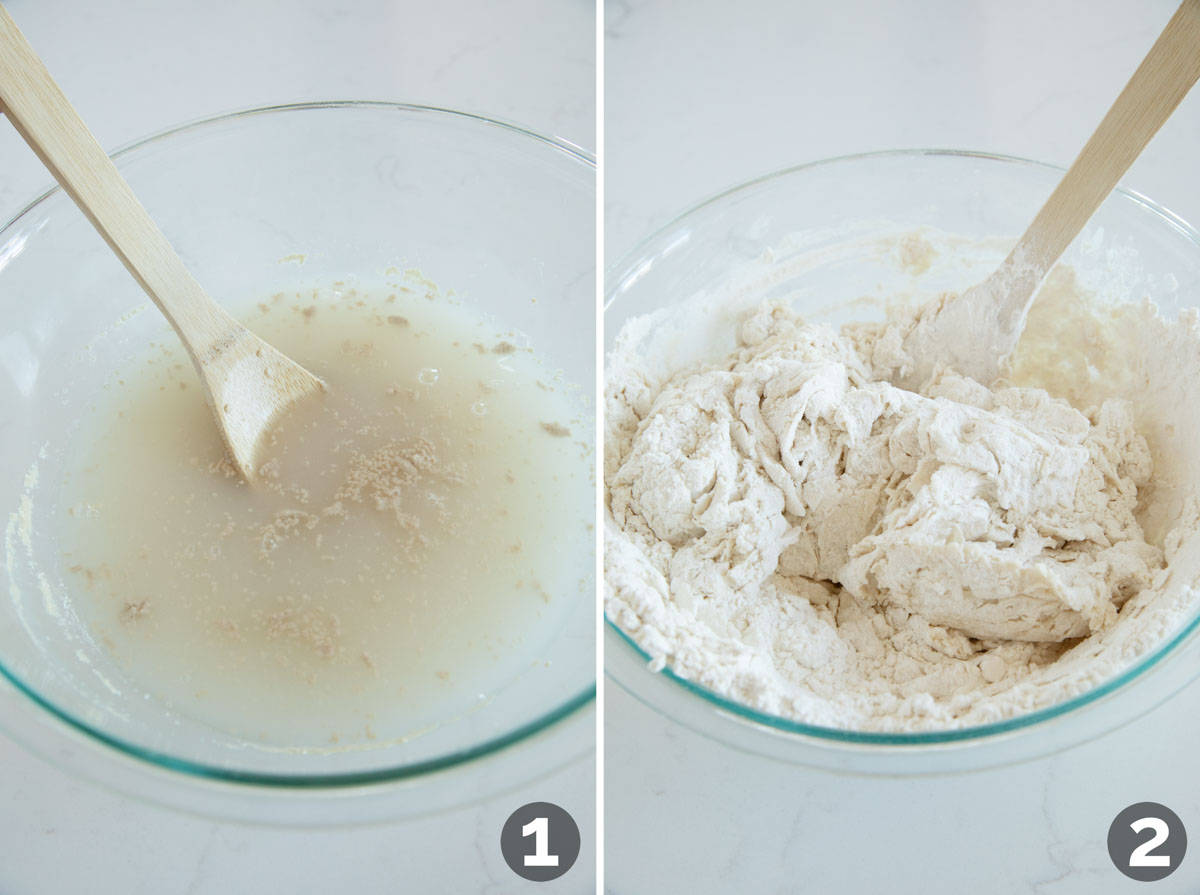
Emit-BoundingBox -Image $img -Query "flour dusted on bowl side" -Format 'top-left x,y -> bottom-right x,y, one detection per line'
605,265 -> 1200,732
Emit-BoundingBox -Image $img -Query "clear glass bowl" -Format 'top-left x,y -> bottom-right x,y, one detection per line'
0,102 -> 595,822
605,149 -> 1200,774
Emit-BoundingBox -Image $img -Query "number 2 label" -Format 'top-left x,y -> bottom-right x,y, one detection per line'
1108,802 -> 1186,881
1130,817 -> 1172,868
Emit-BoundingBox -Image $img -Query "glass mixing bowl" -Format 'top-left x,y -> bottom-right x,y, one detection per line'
605,149 -> 1200,775
0,102 -> 594,822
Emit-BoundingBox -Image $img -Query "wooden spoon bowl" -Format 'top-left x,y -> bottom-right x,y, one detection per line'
0,3 -> 324,479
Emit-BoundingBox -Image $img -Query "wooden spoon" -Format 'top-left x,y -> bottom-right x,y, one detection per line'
0,4 -> 324,480
899,0 -> 1200,389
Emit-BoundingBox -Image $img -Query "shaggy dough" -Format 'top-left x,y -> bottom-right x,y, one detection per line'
613,302 -> 1159,642
606,265 -> 1188,732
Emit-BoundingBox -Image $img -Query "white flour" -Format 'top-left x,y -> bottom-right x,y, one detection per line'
605,263 -> 1200,732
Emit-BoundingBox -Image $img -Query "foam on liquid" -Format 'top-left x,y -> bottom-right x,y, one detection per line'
57,285 -> 592,748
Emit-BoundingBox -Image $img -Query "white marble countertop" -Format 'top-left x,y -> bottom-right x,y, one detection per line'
605,1 -> 1200,893
0,1 -> 595,893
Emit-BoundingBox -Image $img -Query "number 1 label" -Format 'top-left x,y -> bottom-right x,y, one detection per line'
501,801 -> 580,881
522,816 -> 560,867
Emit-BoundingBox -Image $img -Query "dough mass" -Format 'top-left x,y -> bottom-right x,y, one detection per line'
606,274 -> 1186,731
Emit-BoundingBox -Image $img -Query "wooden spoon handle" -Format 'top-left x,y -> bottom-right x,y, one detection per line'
0,4 -> 237,357
992,0 -> 1200,327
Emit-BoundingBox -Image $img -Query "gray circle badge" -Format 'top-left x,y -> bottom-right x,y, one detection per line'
1108,802 -> 1187,882
500,801 -> 581,882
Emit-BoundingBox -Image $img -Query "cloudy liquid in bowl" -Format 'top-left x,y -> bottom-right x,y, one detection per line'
56,285 -> 592,748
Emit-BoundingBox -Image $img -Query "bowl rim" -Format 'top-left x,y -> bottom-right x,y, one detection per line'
604,146 -> 1200,749
1,98 -> 595,236
0,100 -> 596,790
